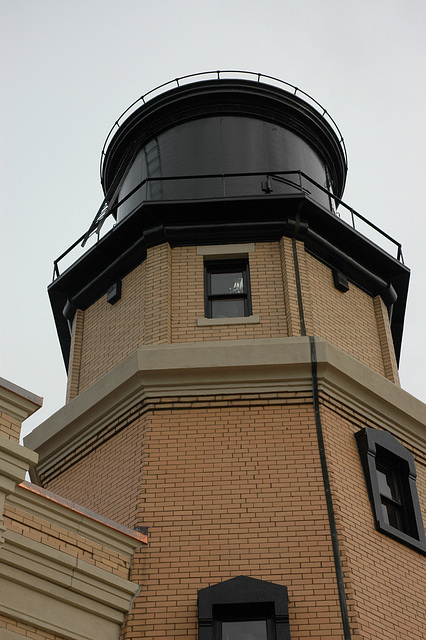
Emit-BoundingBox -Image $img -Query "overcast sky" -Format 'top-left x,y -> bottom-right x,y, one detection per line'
1,0 -> 425,441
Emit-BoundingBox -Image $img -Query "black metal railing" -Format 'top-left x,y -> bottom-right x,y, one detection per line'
100,70 -> 348,181
52,170 -> 403,281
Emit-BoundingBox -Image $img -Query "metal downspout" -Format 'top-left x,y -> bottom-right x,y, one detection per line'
291,229 -> 352,639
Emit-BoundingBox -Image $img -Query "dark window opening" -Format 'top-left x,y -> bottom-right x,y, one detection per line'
198,576 -> 290,640
376,455 -> 406,532
204,260 -> 251,318
355,428 -> 426,554
215,603 -> 274,640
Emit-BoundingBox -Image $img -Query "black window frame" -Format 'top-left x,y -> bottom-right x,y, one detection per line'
355,427 -> 426,554
198,575 -> 291,640
204,259 -> 252,319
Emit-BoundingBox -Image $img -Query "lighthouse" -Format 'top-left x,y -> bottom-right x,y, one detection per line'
25,71 -> 425,640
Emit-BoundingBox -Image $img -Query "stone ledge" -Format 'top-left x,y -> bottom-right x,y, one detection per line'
0,378 -> 43,423
24,337 -> 426,483
0,437 -> 38,486
1,529 -> 139,611
7,482 -> 147,553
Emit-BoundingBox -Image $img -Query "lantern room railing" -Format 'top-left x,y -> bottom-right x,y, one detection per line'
52,169 -> 403,281
100,70 -> 348,183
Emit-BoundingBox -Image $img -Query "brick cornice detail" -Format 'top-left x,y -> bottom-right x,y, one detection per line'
0,529 -> 139,640
0,378 -> 42,424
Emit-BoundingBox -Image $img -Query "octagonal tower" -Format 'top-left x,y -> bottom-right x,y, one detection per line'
26,72 -> 425,640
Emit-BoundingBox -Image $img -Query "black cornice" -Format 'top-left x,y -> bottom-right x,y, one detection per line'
49,193 -> 409,370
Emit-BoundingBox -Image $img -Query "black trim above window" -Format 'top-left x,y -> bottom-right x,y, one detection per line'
355,427 -> 426,554
198,575 -> 290,640
204,259 -> 252,319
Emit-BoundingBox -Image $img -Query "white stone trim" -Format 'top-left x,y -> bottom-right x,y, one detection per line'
0,529 -> 140,640
0,378 -> 42,423
25,338 -> 426,482
197,243 -> 255,257
7,483 -> 146,555
0,437 -> 38,486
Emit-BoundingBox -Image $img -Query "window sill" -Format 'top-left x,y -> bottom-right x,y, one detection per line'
375,520 -> 426,555
197,315 -> 260,326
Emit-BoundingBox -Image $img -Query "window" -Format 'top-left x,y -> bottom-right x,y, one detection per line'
355,427 -> 426,554
204,260 -> 251,319
221,619 -> 267,640
198,575 -> 291,640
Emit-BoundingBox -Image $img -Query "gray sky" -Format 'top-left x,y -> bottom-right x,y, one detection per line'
1,0 -> 425,441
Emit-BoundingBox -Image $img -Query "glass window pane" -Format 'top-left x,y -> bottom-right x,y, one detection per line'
211,272 -> 244,295
376,465 -> 400,502
381,499 -> 402,530
211,299 -> 245,318
222,620 -> 267,640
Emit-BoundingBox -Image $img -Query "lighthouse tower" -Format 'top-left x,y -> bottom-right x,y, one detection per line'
25,72 -> 426,640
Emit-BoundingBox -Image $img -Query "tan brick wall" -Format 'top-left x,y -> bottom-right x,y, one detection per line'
66,308 -> 84,402
171,243 -> 288,343
42,413 -> 146,527
320,397 -> 426,640
44,397 -> 347,639
76,261 -> 147,396
40,380 -> 426,639
3,502 -> 132,580
0,614 -> 67,640
67,239 -> 398,398
126,401 -> 346,639
0,410 -> 21,442
70,242 -> 290,396
170,245 -> 204,340
373,295 -> 400,384
280,237 -> 303,336
301,249 -> 388,377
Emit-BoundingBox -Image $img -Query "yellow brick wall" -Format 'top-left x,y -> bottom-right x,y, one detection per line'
68,239 -> 398,398
44,397 -> 346,639
0,615 -> 67,640
41,388 -> 426,639
373,295 -> 400,384
66,308 -> 84,402
125,402 -> 345,640
41,412 -> 146,527
171,243 -> 288,343
280,237 -> 303,336
0,409 -> 21,442
301,248 -> 389,378
3,502 -> 132,580
320,398 -> 426,640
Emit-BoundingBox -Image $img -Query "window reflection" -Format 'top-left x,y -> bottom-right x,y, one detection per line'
205,260 -> 251,319
211,272 -> 244,295
222,620 -> 267,640
376,462 -> 404,531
